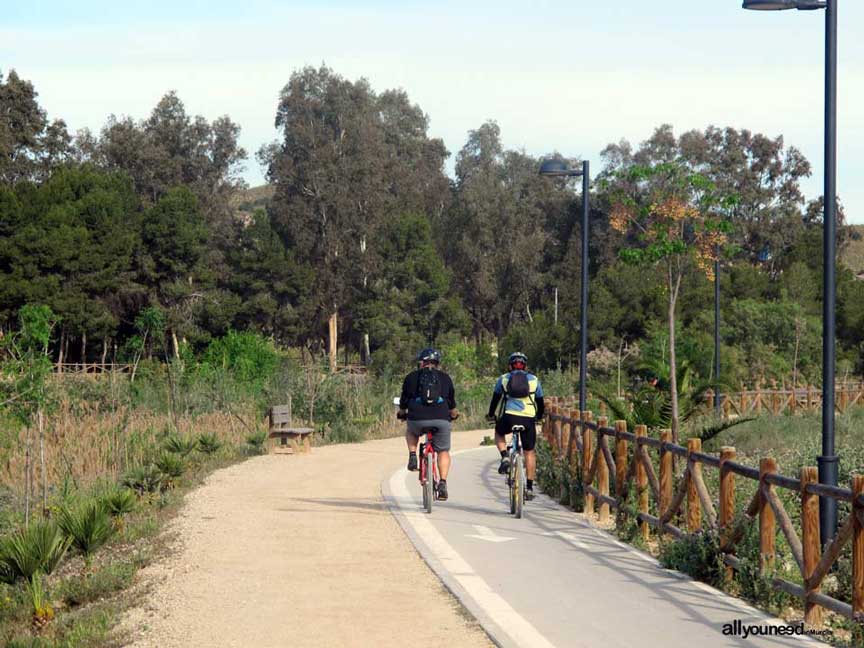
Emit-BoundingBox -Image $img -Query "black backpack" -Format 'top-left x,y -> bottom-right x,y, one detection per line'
416,368 -> 443,406
505,371 -> 531,399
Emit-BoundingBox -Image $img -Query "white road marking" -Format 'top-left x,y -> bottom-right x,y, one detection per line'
388,468 -> 564,648
466,525 -> 516,543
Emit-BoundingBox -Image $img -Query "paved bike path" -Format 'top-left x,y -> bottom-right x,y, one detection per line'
384,446 -> 831,648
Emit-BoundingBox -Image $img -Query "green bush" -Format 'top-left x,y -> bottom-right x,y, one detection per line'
196,433 -> 223,455
155,452 -> 185,483
0,521 -> 70,583
162,434 -> 198,457
58,500 -> 116,558
122,465 -> 163,495
100,488 -> 137,518
659,530 -> 727,589
245,431 -> 268,454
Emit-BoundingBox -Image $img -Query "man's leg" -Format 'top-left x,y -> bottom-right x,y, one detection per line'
438,450 -> 451,480
405,428 -> 419,471
525,449 -> 537,480
405,428 -> 419,453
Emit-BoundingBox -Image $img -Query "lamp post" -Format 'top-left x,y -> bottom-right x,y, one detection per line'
539,159 -> 590,413
742,0 -> 838,541
715,254 -> 721,416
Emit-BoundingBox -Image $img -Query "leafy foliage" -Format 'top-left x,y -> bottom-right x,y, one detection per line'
196,434 -> 223,455
57,500 -> 116,558
0,521 -> 70,583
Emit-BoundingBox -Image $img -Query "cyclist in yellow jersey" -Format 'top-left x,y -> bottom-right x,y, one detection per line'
486,352 -> 545,500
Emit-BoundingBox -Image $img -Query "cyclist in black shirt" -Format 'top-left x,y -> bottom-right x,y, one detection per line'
397,348 -> 458,501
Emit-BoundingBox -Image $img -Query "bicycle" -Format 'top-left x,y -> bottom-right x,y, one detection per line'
507,424 -> 526,519
417,426 -> 439,514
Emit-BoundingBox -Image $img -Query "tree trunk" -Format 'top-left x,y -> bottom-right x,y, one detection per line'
101,338 -> 108,372
57,328 -> 65,374
668,268 -> 681,444
362,333 -> 371,366
38,410 -> 47,516
328,310 -> 338,373
24,425 -> 32,527
172,329 -> 181,360
81,332 -> 87,373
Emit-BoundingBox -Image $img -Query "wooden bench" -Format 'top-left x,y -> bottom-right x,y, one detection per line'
268,405 -> 313,454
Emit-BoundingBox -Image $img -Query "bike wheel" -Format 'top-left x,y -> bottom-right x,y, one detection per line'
424,454 -> 434,514
509,457 -> 516,515
513,454 -> 524,519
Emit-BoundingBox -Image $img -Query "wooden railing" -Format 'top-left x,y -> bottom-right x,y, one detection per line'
54,363 -> 133,375
706,381 -> 864,419
543,396 -> 864,627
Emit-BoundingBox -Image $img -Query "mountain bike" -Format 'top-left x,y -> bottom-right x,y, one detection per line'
507,424 -> 526,519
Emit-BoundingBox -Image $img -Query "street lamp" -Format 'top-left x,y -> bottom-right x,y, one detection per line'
743,0 -> 838,542
539,158 -> 590,413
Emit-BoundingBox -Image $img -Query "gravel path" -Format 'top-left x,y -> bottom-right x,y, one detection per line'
121,430 -> 494,648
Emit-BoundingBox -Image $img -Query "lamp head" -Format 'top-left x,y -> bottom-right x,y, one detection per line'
539,158 -> 582,177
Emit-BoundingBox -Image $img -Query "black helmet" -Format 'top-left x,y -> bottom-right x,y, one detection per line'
508,351 -> 528,368
417,348 -> 441,364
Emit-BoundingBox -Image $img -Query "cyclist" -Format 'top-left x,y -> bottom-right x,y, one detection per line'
398,348 -> 458,501
486,351 -> 545,500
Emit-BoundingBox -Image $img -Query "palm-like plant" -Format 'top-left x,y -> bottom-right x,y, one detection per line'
246,431 -> 268,453
58,500 -> 116,559
162,434 -> 198,457
122,464 -> 163,494
0,521 -> 70,583
155,452 -> 185,488
26,572 -> 54,632
197,433 -> 223,455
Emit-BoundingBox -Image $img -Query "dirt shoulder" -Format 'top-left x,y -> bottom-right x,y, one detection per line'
121,430 -> 494,648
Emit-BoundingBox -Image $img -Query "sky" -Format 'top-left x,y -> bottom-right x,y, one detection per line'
3,0 -> 863,221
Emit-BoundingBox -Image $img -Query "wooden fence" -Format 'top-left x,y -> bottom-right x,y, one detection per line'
706,382 -> 864,419
543,396 -> 864,628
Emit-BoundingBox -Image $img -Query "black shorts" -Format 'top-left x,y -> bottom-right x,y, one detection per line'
496,414 -> 537,451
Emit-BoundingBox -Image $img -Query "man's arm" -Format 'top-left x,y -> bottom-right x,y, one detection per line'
399,374 -> 411,411
446,374 -> 457,410
534,378 -> 545,420
487,376 -> 504,418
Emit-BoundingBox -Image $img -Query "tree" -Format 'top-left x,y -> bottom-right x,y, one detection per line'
601,125 -> 812,269
606,162 -> 734,441
261,65 -> 449,369
0,69 -> 72,184
0,166 -> 141,362
444,122 -> 567,340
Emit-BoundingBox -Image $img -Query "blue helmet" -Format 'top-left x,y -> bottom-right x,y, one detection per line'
417,348 -> 441,364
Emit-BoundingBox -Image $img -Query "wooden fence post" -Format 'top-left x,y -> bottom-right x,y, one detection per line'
568,408 -> 580,462
615,420 -> 628,495
687,438 -> 703,533
636,425 -> 649,541
582,411 -> 594,516
759,457 -> 777,573
720,446 -> 736,580
597,416 -> 610,523
553,409 -> 563,455
853,475 -> 864,623
801,466 -> 823,627
660,429 -> 673,516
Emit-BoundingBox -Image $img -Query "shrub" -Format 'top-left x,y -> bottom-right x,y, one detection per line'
659,530 -> 726,589
122,465 -> 163,495
25,572 -> 53,632
100,488 -> 137,518
245,431 -> 268,454
155,452 -> 185,485
0,521 -> 70,583
58,560 -> 135,607
162,434 -> 198,457
197,433 -> 223,455
58,500 -> 116,558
